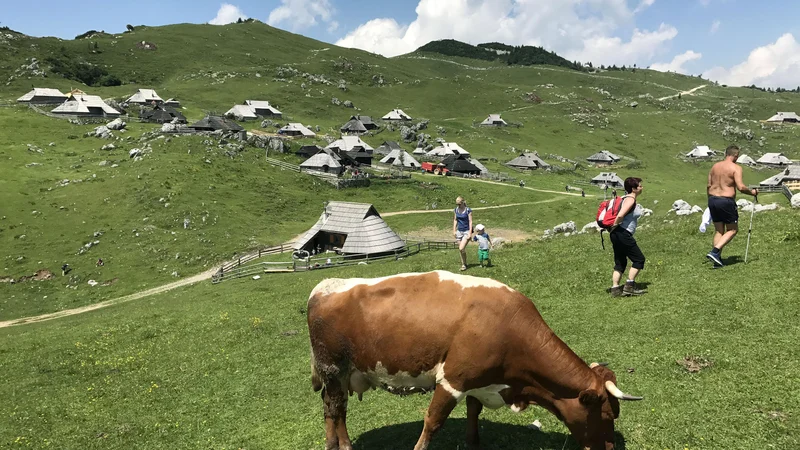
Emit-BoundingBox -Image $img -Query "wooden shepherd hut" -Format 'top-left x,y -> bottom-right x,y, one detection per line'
293,202 -> 405,256
506,152 -> 551,170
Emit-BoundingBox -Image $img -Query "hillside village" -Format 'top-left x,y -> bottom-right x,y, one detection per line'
1,19 -> 800,450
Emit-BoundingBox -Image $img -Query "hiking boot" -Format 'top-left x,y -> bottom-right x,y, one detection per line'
622,282 -> 646,296
610,286 -> 623,297
706,252 -> 724,267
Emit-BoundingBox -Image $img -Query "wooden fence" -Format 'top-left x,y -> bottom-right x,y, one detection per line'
751,184 -> 794,201
212,242 -> 295,283
212,239 -> 458,284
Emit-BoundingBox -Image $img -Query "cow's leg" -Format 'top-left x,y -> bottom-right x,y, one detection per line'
322,378 -> 352,450
413,384 -> 459,450
466,396 -> 484,449
322,387 -> 339,450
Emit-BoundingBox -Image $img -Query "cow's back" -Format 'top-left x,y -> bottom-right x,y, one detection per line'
308,271 -> 530,381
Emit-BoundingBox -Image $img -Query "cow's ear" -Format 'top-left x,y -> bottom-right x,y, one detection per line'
579,389 -> 601,405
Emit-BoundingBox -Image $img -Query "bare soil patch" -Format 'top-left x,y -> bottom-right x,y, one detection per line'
404,226 -> 535,243
677,355 -> 713,373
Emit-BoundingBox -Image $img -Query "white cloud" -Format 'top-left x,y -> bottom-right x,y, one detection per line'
651,50 -> 702,74
268,0 -> 336,31
709,20 -> 720,34
209,3 -> 248,25
703,33 -> 800,88
634,0 -> 656,14
336,0 -> 677,66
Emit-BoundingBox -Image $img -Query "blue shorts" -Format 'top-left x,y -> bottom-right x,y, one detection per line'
708,196 -> 738,224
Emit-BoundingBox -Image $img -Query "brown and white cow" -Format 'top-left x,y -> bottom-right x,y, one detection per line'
307,270 -> 641,450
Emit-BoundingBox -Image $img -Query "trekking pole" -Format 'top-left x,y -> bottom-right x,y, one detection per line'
744,195 -> 757,264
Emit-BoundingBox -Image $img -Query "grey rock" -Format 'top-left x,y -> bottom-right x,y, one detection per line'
106,118 -> 126,130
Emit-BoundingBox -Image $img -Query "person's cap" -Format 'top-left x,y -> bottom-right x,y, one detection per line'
475,224 -> 485,231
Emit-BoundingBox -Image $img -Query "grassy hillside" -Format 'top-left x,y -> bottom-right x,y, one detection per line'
1,211 -> 798,449
1,19 -> 799,450
2,21 -> 799,322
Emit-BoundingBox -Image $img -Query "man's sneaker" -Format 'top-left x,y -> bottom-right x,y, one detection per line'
706,252 -> 724,267
610,286 -> 623,297
622,282 -> 645,296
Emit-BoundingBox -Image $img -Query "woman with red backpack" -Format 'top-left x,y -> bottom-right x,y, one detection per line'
609,177 -> 646,297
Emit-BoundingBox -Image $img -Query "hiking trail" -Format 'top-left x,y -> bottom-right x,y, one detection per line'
1,195 -> 577,329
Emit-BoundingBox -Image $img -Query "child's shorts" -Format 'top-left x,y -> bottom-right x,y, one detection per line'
478,249 -> 490,261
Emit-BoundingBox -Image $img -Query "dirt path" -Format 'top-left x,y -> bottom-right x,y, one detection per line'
658,84 -> 707,101
382,196 -> 565,217
0,268 -> 218,329
452,176 -> 594,197
1,193 -> 579,329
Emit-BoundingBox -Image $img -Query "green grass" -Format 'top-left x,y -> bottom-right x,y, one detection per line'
1,210 -> 798,449
1,21 -> 799,449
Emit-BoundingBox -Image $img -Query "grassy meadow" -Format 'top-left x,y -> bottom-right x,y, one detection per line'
1,212 -> 799,450
1,20 -> 799,450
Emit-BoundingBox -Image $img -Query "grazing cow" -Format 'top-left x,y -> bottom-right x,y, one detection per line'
307,270 -> 641,450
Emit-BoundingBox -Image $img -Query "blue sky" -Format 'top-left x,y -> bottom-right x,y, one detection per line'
3,0 -> 800,87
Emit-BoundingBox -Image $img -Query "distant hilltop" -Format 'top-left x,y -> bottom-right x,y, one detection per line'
414,39 -> 587,72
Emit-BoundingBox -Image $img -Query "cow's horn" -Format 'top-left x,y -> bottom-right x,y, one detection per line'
589,362 -> 609,368
605,381 -> 643,401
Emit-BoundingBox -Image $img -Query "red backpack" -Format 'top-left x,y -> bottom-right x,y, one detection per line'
596,195 -> 632,248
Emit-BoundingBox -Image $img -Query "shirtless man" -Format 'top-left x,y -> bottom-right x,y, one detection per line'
706,144 -> 758,266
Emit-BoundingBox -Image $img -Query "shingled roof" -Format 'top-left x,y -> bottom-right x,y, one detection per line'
590,172 -> 624,188
507,152 -> 551,169
760,165 -> 800,186
586,150 -> 621,163
293,202 -> 405,255
188,115 -> 243,132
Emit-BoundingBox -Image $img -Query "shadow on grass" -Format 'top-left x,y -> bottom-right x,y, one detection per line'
354,418 -> 628,449
722,255 -> 743,266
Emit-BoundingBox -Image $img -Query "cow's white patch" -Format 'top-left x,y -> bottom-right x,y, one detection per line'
434,270 -> 513,291
362,361 -> 438,391
435,362 -> 464,400
465,384 -> 511,409
309,271 -> 512,303
309,272 -> 424,298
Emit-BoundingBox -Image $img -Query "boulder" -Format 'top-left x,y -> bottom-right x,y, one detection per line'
736,199 -> 752,209
671,199 -> 691,211
101,143 -> 116,151
91,125 -> 113,139
129,148 -> 142,158
690,205 -> 703,213
581,222 -> 600,233
343,100 -> 354,108
792,193 -> 800,209
106,118 -> 126,130
676,209 -> 695,216
552,221 -> 577,234
640,208 -> 653,217
400,126 -> 416,143
743,202 -> 779,213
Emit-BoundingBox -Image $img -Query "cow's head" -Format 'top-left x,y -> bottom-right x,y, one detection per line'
561,363 -> 642,450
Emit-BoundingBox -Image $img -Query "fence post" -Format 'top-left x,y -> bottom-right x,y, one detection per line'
258,248 -> 262,258
238,257 -> 242,267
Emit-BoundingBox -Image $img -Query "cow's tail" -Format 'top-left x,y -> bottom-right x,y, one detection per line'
310,349 -> 323,392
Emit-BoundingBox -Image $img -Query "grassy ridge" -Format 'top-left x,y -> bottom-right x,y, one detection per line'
0,211 -> 798,449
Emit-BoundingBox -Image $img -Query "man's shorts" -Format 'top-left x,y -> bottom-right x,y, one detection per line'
478,249 -> 490,261
708,195 -> 738,224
